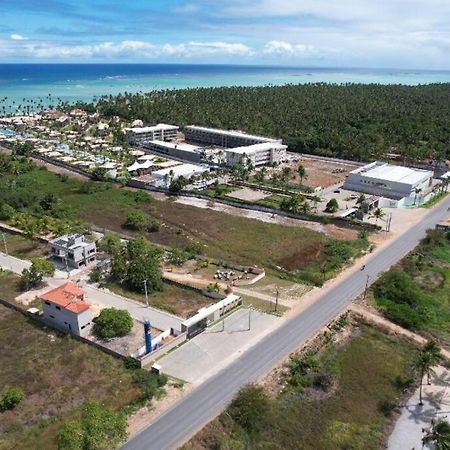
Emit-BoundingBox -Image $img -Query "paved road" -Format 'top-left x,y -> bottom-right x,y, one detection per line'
79,283 -> 183,331
123,197 -> 450,450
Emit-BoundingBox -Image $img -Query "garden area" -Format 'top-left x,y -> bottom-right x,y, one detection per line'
183,323 -> 418,450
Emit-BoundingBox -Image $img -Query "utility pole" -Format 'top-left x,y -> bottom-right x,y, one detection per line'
363,274 -> 370,300
275,286 -> 279,313
248,309 -> 251,331
143,279 -> 149,307
1,232 -> 8,256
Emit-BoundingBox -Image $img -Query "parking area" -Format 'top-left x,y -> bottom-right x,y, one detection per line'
157,308 -> 278,384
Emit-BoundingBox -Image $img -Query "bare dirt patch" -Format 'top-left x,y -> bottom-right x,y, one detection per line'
285,158 -> 359,189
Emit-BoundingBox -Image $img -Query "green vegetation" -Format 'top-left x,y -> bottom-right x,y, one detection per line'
412,340 -> 443,405
373,230 -> 450,343
56,400 -> 127,450
0,304 -> 165,450
0,270 -> 23,302
0,153 -> 365,285
93,308 -> 133,339
325,198 -> 339,213
0,386 -> 25,412
91,84 -> 450,161
423,419 -> 450,449
184,324 -> 418,450
20,257 -> 55,289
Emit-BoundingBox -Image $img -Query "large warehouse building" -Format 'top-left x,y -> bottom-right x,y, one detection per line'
184,125 -> 280,148
226,142 -> 288,167
125,124 -> 179,146
343,161 -> 433,206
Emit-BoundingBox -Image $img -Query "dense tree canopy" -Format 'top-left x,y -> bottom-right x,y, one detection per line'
88,83 -> 450,161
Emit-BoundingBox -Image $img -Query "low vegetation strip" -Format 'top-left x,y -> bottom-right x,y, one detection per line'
373,229 -> 450,345
183,323 -> 418,450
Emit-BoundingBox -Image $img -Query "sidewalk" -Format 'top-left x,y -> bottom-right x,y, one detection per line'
388,366 -> 450,450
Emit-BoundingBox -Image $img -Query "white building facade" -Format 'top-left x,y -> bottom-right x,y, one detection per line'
125,124 -> 179,146
343,162 -> 434,206
225,142 -> 287,167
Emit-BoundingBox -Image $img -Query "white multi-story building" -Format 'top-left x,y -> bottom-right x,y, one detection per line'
41,282 -> 92,336
184,125 -> 280,148
343,161 -> 434,206
125,124 -> 179,146
225,142 -> 287,167
49,234 -> 96,269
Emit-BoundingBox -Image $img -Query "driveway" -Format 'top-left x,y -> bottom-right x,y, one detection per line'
158,308 -> 278,384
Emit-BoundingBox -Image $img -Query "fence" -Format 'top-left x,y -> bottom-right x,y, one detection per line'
140,332 -> 187,368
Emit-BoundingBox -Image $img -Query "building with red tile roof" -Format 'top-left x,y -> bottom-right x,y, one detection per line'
40,282 -> 92,336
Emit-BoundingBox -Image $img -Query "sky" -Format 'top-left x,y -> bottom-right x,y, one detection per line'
1,0 -> 450,69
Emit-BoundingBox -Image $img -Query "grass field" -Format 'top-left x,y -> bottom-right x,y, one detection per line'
104,281 -> 213,318
0,270 -> 23,302
373,230 -> 450,344
2,232 -> 47,259
0,304 -> 142,450
0,162 -> 367,285
184,324 -> 416,450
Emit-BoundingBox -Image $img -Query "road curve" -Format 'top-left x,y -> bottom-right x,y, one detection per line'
123,196 -> 450,450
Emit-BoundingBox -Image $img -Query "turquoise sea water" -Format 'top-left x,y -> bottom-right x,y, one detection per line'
1,64 -> 450,114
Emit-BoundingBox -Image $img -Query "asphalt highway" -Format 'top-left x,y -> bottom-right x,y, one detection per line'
123,196 -> 450,450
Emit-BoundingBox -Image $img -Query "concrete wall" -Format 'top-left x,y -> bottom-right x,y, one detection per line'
140,332 -> 187,368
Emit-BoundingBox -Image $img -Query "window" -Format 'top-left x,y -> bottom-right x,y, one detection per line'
55,306 -> 61,310
49,314 -> 55,319
45,301 -> 51,306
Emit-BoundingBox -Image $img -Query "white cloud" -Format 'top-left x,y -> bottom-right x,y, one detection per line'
263,40 -> 316,56
10,33 -> 27,41
0,39 -> 252,60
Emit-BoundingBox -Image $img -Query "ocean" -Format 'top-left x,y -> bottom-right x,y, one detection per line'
1,63 -> 450,113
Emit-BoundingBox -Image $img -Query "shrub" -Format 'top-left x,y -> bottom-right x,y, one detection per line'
229,385 -> 270,434
20,257 -> 55,290
325,198 -> 339,213
123,211 -> 149,231
0,386 -> 25,411
93,308 -> 133,339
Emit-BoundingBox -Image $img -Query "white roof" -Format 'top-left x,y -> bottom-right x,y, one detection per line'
150,140 -> 202,152
125,123 -> 178,133
226,142 -> 287,155
354,162 -> 433,185
182,294 -> 240,328
127,160 -> 153,172
152,163 -> 208,178
185,125 -> 278,142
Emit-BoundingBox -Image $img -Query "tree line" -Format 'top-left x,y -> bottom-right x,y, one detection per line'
80,83 -> 450,161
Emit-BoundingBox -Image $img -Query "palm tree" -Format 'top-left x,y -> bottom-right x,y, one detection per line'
413,340 -> 443,405
423,419 -> 450,450
297,164 -> 308,184
371,207 -> 385,225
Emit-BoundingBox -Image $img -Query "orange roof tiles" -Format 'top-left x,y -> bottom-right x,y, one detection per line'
41,282 -> 90,314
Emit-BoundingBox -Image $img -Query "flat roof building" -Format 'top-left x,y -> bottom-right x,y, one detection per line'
49,234 -> 96,269
41,282 -> 92,336
143,140 -> 205,164
343,161 -> 433,205
125,124 -> 179,146
152,163 -> 209,188
184,125 -> 280,148
226,142 -> 287,167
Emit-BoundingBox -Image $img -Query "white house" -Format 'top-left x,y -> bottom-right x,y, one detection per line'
41,282 -> 92,336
